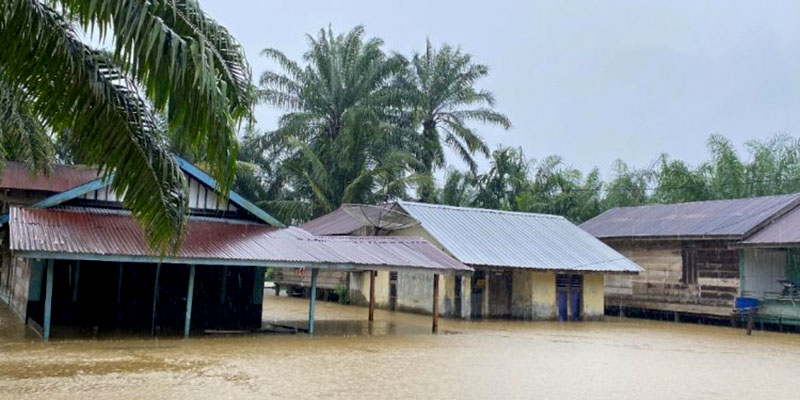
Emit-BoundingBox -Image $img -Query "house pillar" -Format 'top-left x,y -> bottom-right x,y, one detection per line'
72,260 -> 80,302
368,270 -> 376,322
432,273 -> 440,333
308,268 -> 319,334
43,259 -> 54,342
151,263 -> 161,337
184,265 -> 195,338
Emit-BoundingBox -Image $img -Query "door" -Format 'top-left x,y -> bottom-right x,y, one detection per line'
557,274 -> 583,321
557,289 -> 568,322
488,271 -> 512,318
389,271 -> 398,311
471,271 -> 485,318
454,275 -> 462,317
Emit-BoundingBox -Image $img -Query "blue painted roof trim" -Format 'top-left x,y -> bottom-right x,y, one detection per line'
32,175 -> 113,209
28,159 -> 284,227
175,157 -> 284,227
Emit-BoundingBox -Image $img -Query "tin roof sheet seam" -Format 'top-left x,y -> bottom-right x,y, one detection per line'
580,193 -> 800,239
0,162 -> 99,192
396,201 -> 641,273
9,206 -> 470,271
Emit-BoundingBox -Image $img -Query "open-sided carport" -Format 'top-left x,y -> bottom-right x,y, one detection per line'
8,206 -> 470,341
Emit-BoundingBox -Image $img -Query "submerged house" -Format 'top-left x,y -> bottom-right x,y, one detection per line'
301,201 -> 642,321
0,162 -> 469,340
580,194 -> 800,326
737,204 -> 800,326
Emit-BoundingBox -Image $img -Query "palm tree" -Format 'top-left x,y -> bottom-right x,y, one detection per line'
0,81 -> 55,172
258,26 -> 416,221
474,146 -> 530,210
409,40 -> 511,200
0,0 -> 253,251
437,168 -> 477,207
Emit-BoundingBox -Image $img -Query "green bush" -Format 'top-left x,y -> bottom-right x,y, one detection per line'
334,284 -> 350,304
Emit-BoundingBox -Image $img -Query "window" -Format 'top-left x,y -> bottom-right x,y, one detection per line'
681,244 -> 698,285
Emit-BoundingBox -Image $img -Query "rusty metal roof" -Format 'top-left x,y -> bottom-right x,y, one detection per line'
580,194 -> 800,240
0,162 -> 99,192
396,201 -> 641,273
741,205 -> 800,246
9,206 -> 469,271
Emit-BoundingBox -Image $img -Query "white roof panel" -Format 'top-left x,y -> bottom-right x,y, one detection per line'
397,201 -> 642,273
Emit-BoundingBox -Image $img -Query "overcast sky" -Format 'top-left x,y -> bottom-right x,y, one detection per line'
202,0 -> 800,177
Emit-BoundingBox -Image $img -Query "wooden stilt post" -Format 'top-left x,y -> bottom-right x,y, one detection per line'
72,260 -> 80,303
432,274 -> 440,334
117,263 -> 123,324
308,268 -> 319,334
368,270 -> 376,322
43,259 -> 54,342
220,266 -> 228,304
151,263 -> 161,337
184,265 -> 195,339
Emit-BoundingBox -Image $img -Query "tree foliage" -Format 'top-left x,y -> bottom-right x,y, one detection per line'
423,133 -> 800,223
408,40 -> 510,200
0,0 -> 253,252
242,25 -> 800,225
256,26 -> 427,223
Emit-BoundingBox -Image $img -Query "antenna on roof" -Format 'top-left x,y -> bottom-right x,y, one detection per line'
339,203 -> 419,233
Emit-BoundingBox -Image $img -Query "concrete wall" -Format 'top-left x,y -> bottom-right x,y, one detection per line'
349,270 -> 390,307
342,225 -> 611,321
510,270 -> 533,318
388,225 -> 469,318
531,271 -> 556,319
583,273 -> 605,320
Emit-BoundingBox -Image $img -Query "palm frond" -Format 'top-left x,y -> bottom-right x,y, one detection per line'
0,0 -> 187,252
0,76 -> 55,173
58,0 -> 253,194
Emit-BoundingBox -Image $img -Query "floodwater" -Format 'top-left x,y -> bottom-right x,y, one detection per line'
2,294 -> 800,400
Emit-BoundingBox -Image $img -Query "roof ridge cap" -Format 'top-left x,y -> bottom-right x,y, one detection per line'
398,200 -> 565,220
606,192 -> 800,211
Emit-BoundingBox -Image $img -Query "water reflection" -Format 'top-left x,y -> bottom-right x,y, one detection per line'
1,294 -> 800,400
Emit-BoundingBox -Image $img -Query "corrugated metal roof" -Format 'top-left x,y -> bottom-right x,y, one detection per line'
741,205 -> 800,246
396,201 -> 641,273
580,194 -> 800,239
301,207 -> 372,235
0,162 -> 99,192
9,206 -> 470,271
301,204 -> 416,235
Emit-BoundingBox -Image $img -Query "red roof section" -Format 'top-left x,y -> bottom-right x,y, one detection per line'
0,161 -> 99,192
9,207 -> 469,271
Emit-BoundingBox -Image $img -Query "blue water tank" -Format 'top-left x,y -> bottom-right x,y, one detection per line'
735,297 -> 759,309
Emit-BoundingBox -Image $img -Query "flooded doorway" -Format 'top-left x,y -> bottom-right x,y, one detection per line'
389,271 -> 398,311
454,275 -> 462,317
488,271 -> 512,318
556,274 -> 582,321
470,270 -> 485,318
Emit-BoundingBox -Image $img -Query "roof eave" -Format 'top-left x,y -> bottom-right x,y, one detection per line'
597,234 -> 744,242
11,249 -> 471,273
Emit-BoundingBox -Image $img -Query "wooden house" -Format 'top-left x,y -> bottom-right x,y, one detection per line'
0,162 -> 469,340
737,204 -> 800,326
580,194 -> 800,323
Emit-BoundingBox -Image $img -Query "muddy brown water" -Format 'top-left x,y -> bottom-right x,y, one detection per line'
1,293 -> 800,400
